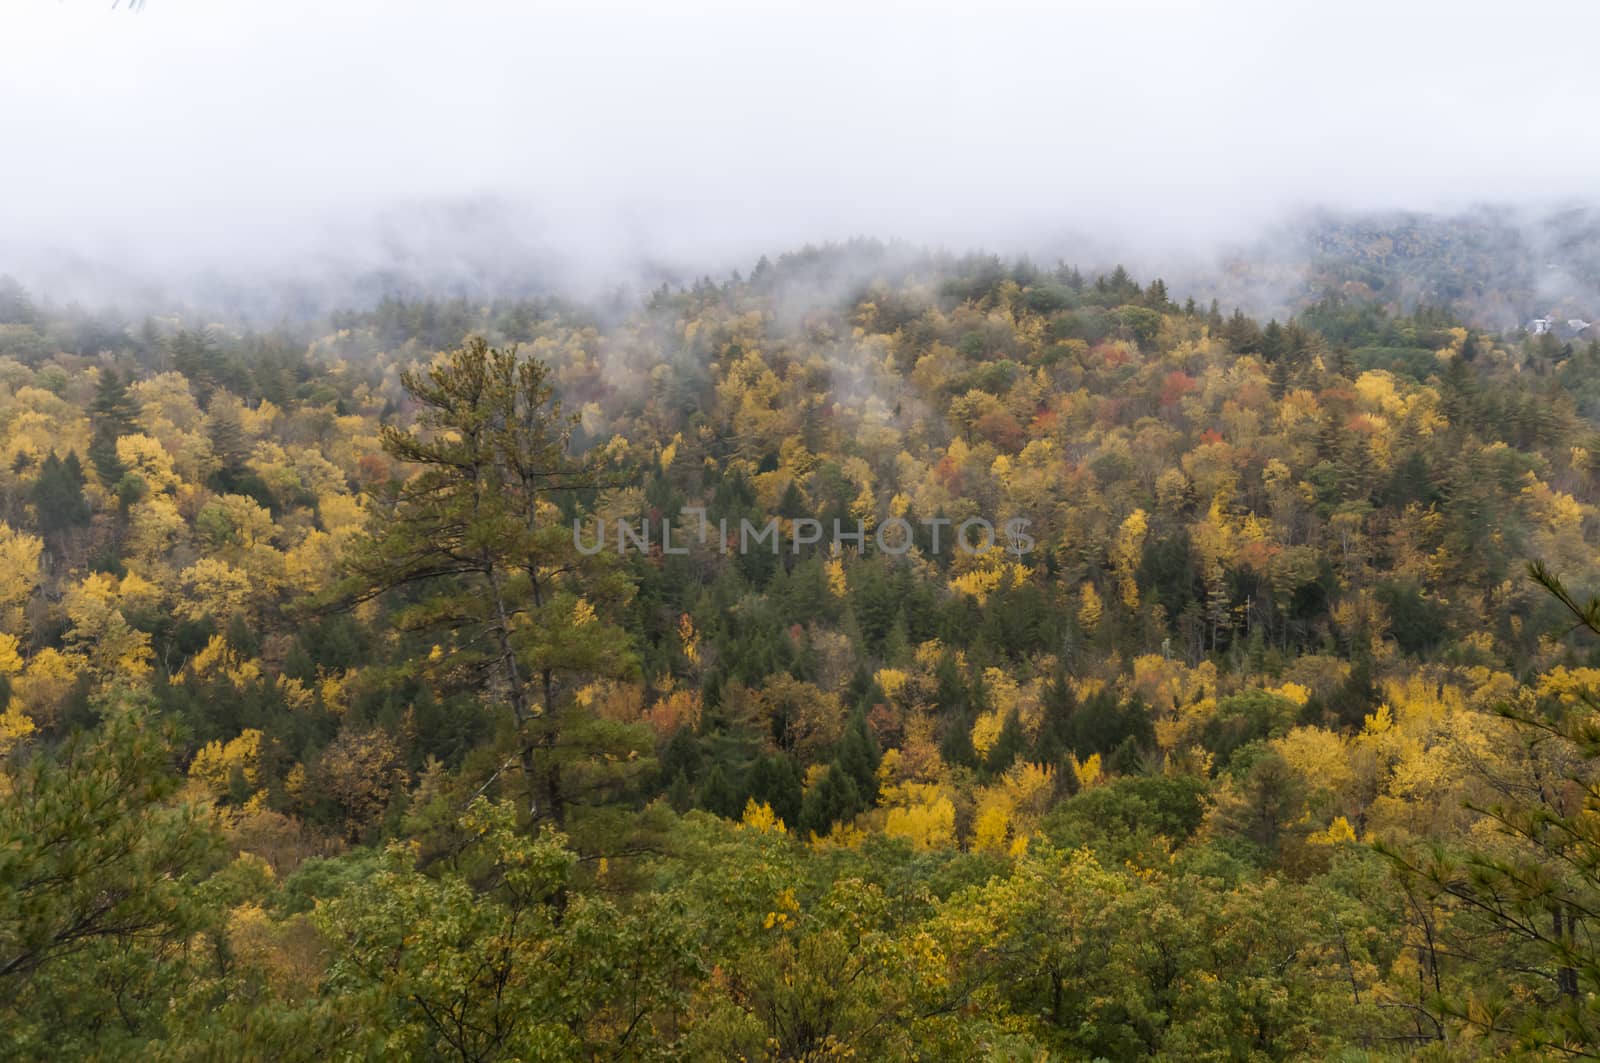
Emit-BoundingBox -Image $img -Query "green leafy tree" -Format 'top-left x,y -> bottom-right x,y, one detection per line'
1376,563 -> 1600,1053
315,798 -> 697,1061
0,701 -> 221,1055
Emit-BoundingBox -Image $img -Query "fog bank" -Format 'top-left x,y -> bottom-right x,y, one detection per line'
4,0 -> 1599,309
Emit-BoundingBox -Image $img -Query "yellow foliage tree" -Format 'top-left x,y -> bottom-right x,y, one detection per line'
0,522 -> 43,633
115,433 -> 182,492
179,557 -> 257,622
63,573 -> 153,680
185,634 -> 263,691
0,632 -> 24,677
971,710 -> 1006,759
972,789 -> 1015,854
881,780 -> 957,850
1077,583 -> 1103,634
741,799 -> 787,834
189,729 -> 264,799
1070,751 -> 1103,790
874,668 -> 909,698
1112,509 -> 1148,609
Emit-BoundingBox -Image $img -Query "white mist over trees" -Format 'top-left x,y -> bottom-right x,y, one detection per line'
4,0 -> 1600,305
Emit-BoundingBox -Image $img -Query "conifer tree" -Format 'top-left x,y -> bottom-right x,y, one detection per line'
341,337 -> 635,825
31,451 -> 90,541
88,367 -> 139,489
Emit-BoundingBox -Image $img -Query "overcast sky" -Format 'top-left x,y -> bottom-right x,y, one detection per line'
4,0 -> 1599,296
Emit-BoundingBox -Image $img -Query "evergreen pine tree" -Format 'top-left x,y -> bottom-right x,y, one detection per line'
88,368 -> 139,489
835,710 -> 881,804
798,763 -> 861,836
698,764 -> 742,819
31,451 -> 90,539
205,401 -> 252,493
1032,671 -> 1077,766
746,753 -> 803,826
986,710 -> 1027,776
665,769 -> 695,813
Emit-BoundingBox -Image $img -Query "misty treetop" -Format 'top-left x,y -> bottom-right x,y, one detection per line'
4,244 -> 1600,1058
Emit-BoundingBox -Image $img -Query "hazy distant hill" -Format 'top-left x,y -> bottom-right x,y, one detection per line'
7,201 -> 1600,338
1193,205 -> 1600,333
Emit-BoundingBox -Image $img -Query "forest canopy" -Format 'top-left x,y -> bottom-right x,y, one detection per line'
3,244 -> 1600,1059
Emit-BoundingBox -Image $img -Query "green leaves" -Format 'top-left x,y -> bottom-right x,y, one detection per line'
314,798 -> 698,1061
934,844 -> 1360,1060
0,700 -> 222,1054
1529,558 -> 1600,639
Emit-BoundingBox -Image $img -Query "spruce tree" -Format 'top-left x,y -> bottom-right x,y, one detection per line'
341,337 -> 634,826
698,764 -> 741,819
1032,671 -> 1077,767
31,451 -> 90,540
798,763 -> 861,837
835,710 -> 881,803
88,368 -> 139,489
985,710 -> 1027,776
746,752 -> 803,826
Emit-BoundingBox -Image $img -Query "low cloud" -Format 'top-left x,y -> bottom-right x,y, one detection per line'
4,0 -> 1599,309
